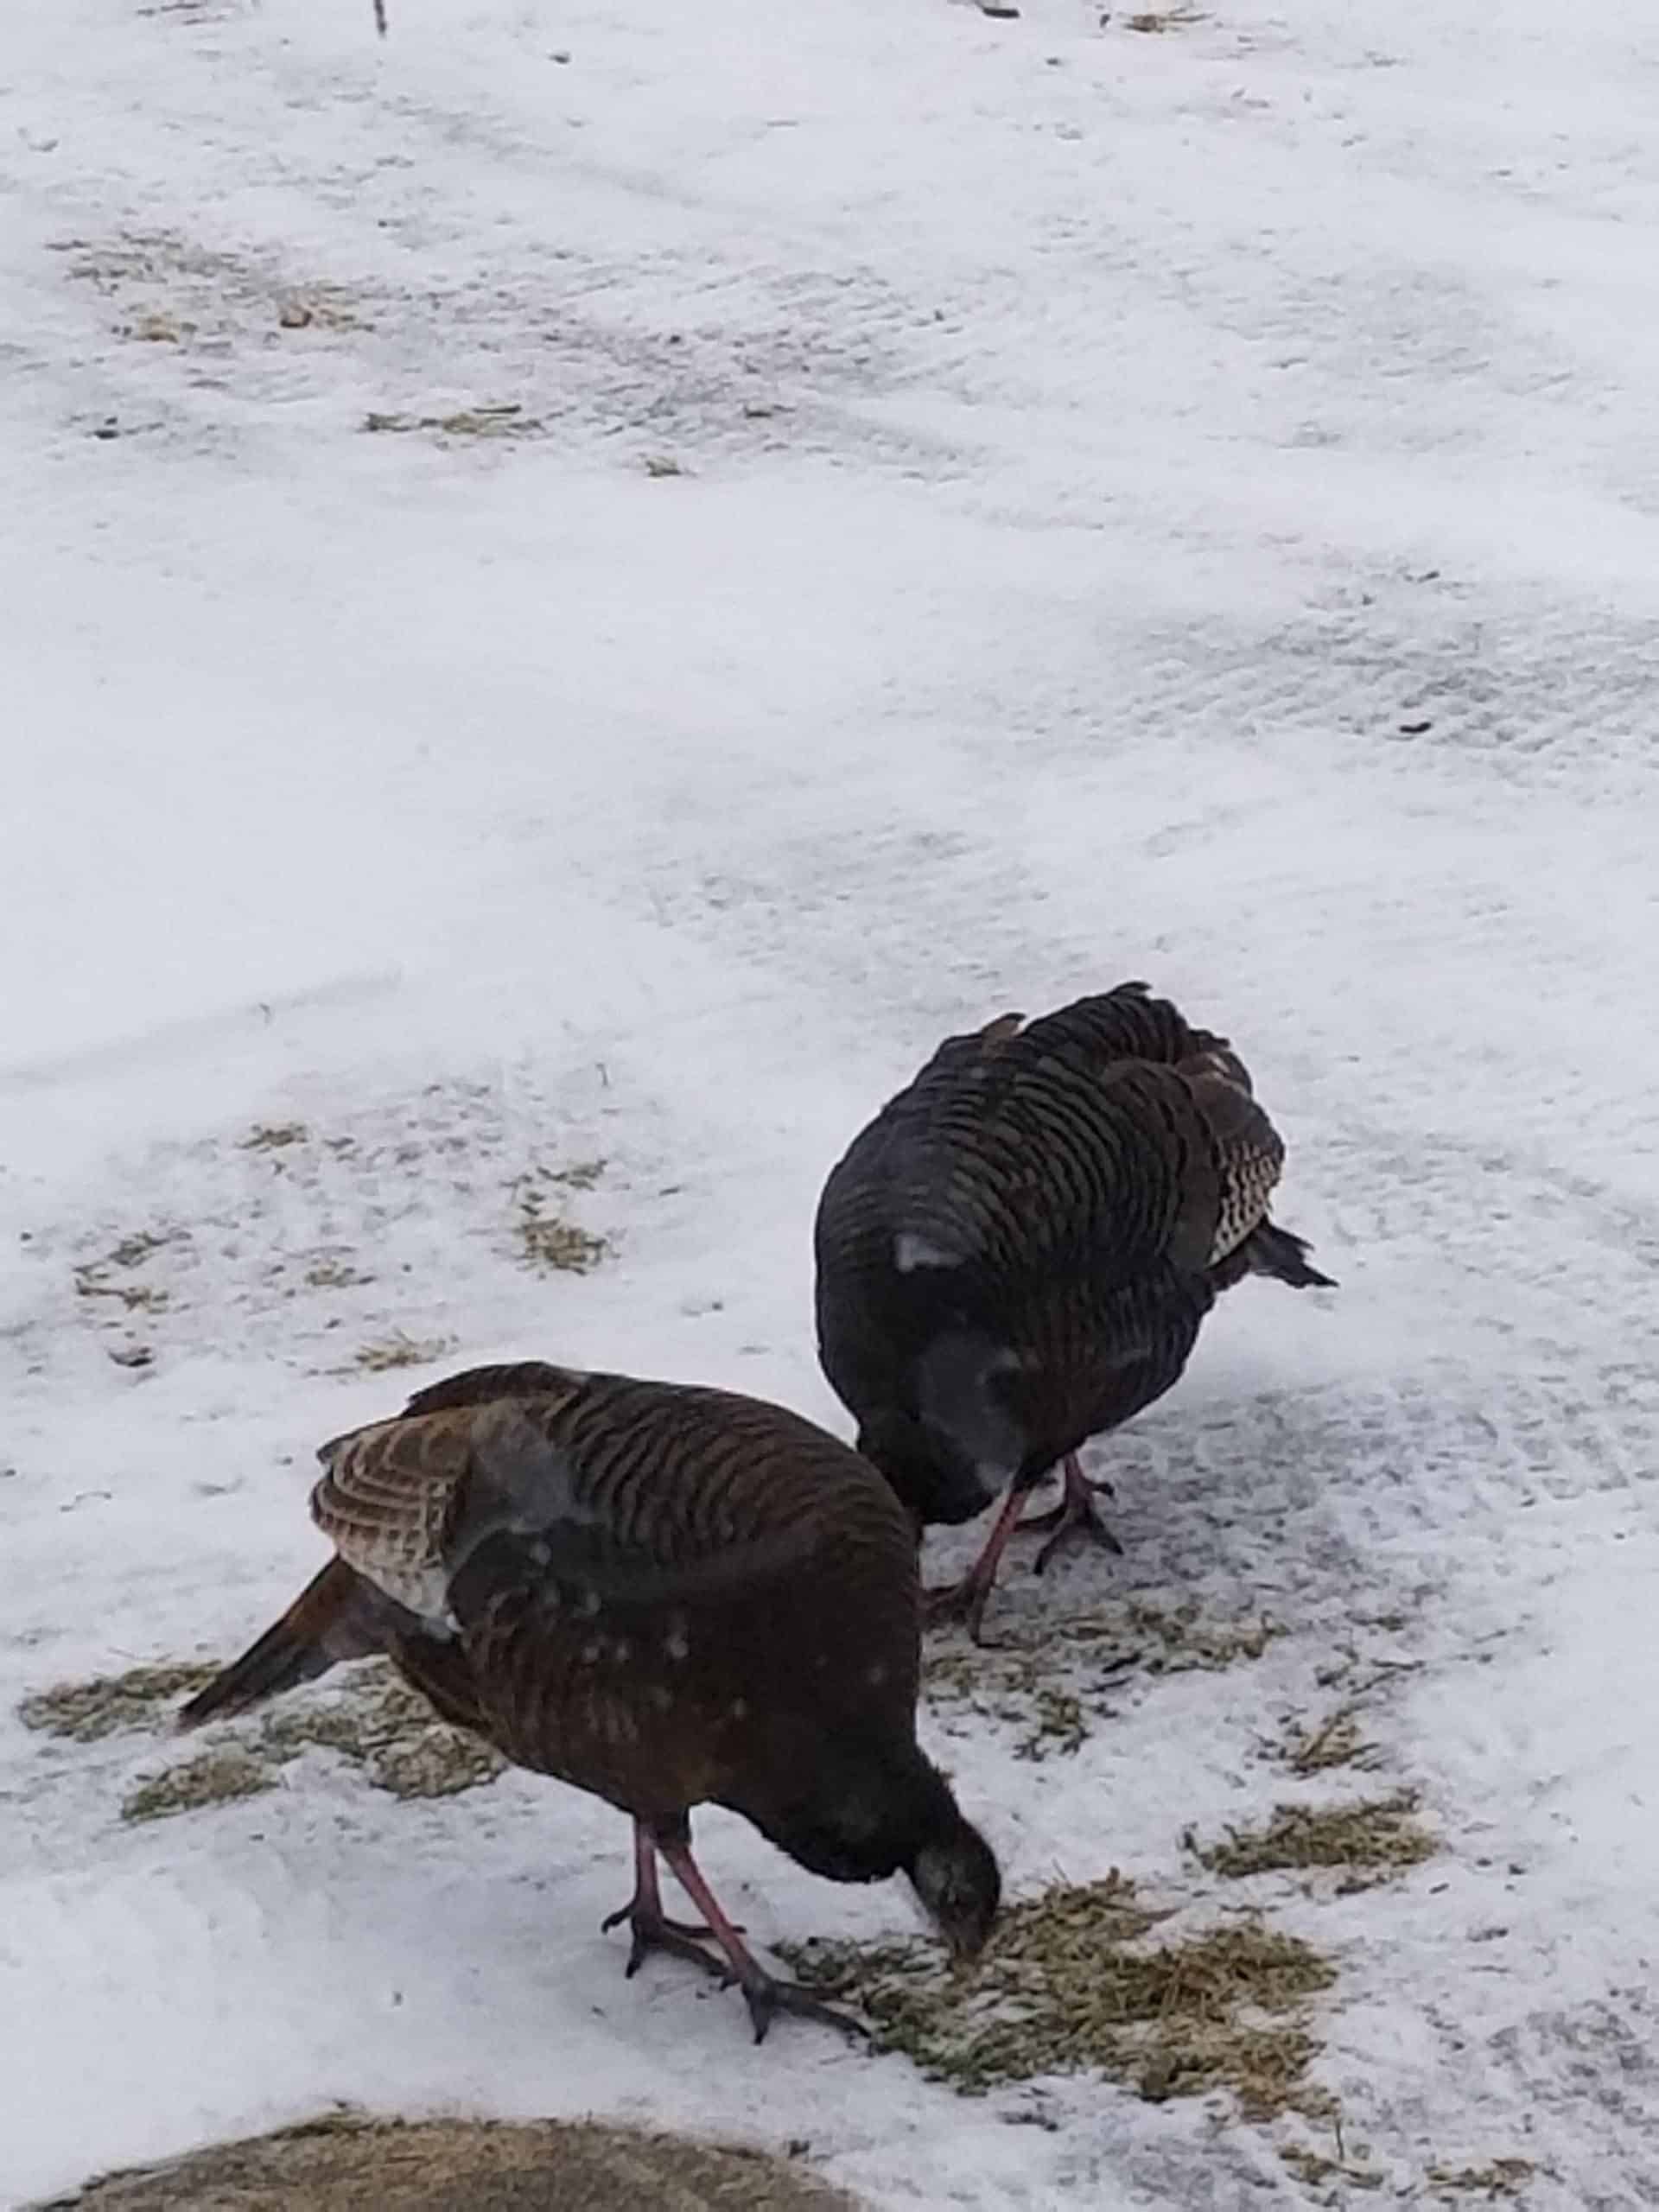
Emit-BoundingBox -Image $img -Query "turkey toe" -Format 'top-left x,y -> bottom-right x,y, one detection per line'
740,1972 -> 873,2048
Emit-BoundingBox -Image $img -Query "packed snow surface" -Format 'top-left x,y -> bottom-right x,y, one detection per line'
3,0 -> 1657,2203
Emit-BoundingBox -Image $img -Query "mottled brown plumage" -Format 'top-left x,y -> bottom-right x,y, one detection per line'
814,982 -> 1334,1638
178,1363 -> 1000,2041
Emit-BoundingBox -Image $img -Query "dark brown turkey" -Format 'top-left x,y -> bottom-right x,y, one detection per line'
178,1360 -> 1000,2041
813,983 -> 1334,1640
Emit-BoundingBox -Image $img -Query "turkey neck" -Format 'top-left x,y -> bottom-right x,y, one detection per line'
728,1734 -> 963,1886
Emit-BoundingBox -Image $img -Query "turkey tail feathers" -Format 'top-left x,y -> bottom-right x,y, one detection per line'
1238,1222 -> 1337,1290
176,1557 -> 385,1731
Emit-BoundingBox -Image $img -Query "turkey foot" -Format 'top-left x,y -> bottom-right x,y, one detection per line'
735,1968 -> 873,2048
603,1821 -> 737,1980
604,1901 -> 732,1982
922,1572 -> 1003,1646
658,1833 -> 870,2046
1019,1454 -> 1123,1574
1016,1453 -> 1116,1534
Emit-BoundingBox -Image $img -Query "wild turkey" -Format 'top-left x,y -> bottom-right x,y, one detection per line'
178,1360 -> 1000,2041
813,982 -> 1334,1640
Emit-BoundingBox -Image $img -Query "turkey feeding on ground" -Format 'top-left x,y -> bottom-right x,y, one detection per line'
178,1360 -> 1000,2042
813,982 -> 1335,1641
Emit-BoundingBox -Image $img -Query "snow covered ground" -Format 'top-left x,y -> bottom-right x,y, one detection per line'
3,0 -> 1657,2202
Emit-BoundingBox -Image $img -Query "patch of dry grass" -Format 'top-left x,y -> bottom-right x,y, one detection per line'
1007,1683 -> 1090,1761
779,1874 -> 1336,2116
1188,1793 -> 1436,1889
1121,1599 -> 1281,1674
73,1227 -> 181,1311
122,1748 -> 274,1823
262,1663 -> 505,1801
38,1658 -> 510,1819
1280,1707 -> 1380,1777
119,308 -> 192,343
353,1330 -> 455,1373
1427,2160 -> 1536,2200
364,1731 -> 505,1800
1280,2142 -> 1385,2190
924,1598 -> 1279,1759
925,1642 -> 1105,1761
511,1168 -> 607,1276
62,224 -> 374,345
73,1227 -> 182,1318
241,1122 -> 310,1151
61,230 -> 225,299
516,1214 -> 607,1274
135,0 -> 245,22
19,1662 -> 220,1742
74,1274 -> 169,1313
543,1158 -> 606,1191
276,296 -> 361,331
362,404 -> 541,441
303,1255 -> 372,1290
106,1230 -> 175,1269
1123,5 -> 1206,29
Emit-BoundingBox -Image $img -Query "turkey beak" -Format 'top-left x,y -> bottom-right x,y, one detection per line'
944,1922 -> 992,1969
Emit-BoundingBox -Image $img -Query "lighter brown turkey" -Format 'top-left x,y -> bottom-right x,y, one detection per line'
814,982 -> 1335,1639
179,1361 -> 1000,2041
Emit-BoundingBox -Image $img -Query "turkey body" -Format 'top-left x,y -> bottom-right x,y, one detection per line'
813,984 -> 1334,1637
179,1362 -> 999,2041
